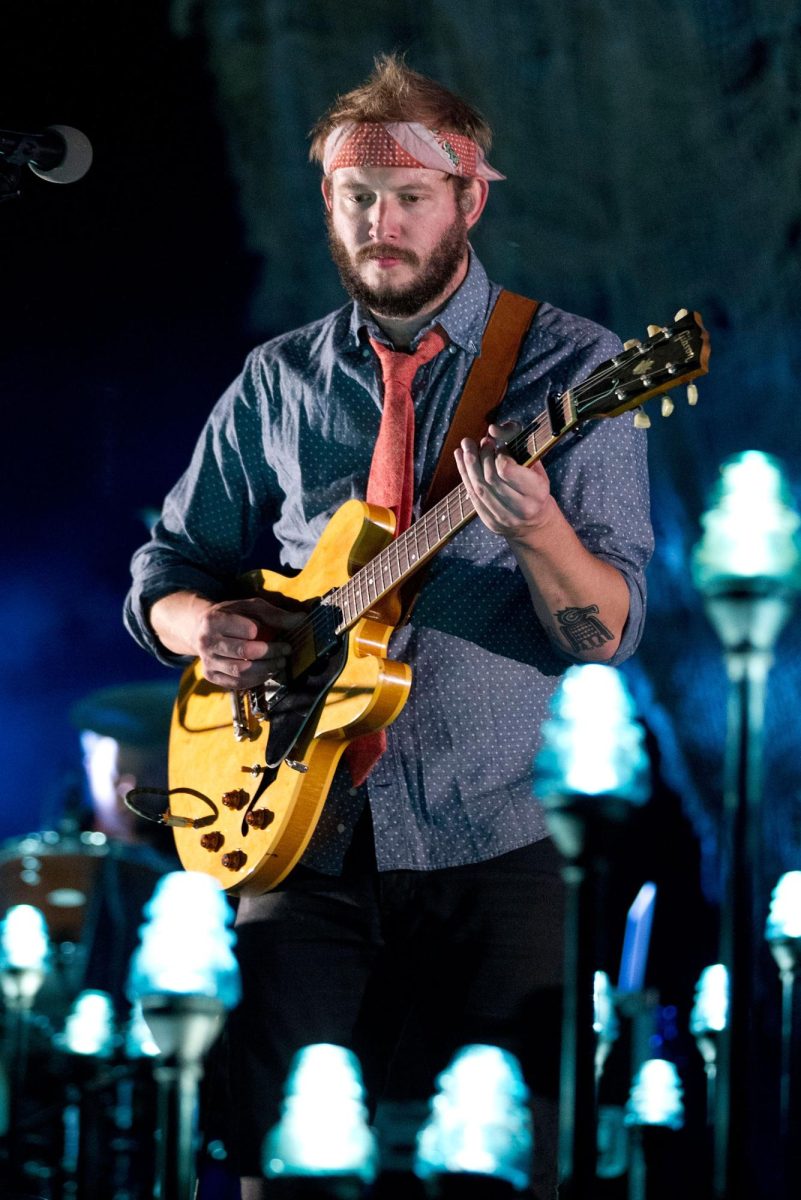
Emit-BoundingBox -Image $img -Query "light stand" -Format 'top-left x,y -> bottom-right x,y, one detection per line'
127,871 -> 241,1200
142,994 -> 226,1200
692,451 -> 801,1200
624,1058 -> 684,1199
765,871 -> 801,1198
0,905 -> 50,1191
689,963 -> 728,1125
535,665 -> 651,1200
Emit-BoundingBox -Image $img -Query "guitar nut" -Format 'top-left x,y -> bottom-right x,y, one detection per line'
200,831 -> 224,852
221,789 -> 249,810
221,850 -> 247,871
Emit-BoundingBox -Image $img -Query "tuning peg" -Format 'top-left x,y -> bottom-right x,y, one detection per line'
687,383 -> 699,406
673,308 -> 688,321
647,324 -> 663,337
623,338 -> 641,350
633,408 -> 651,429
661,396 -> 675,417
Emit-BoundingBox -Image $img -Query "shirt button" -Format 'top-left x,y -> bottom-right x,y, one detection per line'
448,344 -> 457,355
337,823 -> 346,834
348,787 -> 359,796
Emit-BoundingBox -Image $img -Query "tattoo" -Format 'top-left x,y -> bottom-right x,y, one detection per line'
555,605 -> 614,653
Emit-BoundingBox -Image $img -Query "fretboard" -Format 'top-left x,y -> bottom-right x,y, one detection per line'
331,390 -> 574,632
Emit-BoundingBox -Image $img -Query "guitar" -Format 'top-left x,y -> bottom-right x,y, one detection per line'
165,309 -> 710,894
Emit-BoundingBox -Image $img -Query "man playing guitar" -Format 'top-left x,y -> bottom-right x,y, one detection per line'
125,53 -> 653,1199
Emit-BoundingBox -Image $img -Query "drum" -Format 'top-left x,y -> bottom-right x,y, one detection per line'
0,828 -> 177,1013
0,828 -> 110,944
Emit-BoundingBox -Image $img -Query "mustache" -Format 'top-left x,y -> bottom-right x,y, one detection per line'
356,244 -> 419,266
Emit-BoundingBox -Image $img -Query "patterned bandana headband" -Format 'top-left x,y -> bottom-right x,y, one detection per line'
322,121 -> 506,181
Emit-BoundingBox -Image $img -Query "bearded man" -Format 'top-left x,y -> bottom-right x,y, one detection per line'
125,53 -> 653,1199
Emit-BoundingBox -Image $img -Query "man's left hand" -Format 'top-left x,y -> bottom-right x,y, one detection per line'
454,421 -> 557,543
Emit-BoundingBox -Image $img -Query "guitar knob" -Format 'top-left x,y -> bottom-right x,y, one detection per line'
222,789 -> 249,810
687,383 -> 699,406
246,809 -> 274,830
647,324 -> 663,337
221,850 -> 247,871
623,338 -> 641,351
200,831 -> 224,852
633,409 -> 651,429
673,308 -> 689,321
661,396 -> 675,418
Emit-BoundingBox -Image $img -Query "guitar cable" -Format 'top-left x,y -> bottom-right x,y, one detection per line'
124,786 -> 219,829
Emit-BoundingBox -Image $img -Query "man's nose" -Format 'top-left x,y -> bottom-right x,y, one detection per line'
370,198 -> 401,241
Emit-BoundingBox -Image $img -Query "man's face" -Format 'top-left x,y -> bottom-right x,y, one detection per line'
324,166 -> 484,318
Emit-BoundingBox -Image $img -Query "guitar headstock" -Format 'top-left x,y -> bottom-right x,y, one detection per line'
573,309 -> 711,426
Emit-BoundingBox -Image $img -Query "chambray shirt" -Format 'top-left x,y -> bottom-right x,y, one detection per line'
125,253 -> 653,875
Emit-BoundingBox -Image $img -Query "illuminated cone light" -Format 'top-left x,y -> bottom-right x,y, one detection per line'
263,1043 -> 378,1185
414,1044 -> 533,1191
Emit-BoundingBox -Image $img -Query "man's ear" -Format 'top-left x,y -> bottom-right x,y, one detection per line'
321,176 -> 333,212
459,177 -> 489,229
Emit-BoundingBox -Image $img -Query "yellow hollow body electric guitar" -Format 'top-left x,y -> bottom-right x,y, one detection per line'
164,310 -> 710,894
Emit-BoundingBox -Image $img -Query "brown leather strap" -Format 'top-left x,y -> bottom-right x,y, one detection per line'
423,289 -> 540,508
397,289 -> 540,623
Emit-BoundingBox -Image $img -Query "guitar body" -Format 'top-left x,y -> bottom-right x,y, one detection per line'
168,500 -> 412,895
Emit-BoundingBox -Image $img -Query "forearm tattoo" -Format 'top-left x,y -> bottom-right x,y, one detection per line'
555,605 -> 613,653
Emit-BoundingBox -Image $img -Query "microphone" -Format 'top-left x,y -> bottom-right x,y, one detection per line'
0,124 -> 93,184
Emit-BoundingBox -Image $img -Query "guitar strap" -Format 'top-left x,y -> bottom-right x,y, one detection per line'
397,288 -> 540,623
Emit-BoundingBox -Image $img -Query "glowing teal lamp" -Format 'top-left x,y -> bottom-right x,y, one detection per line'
594,970 -> 620,1082
127,870 -> 241,1200
536,664 -> 650,833
414,1044 -> 533,1193
692,452 -> 801,1200
0,904 -> 51,1177
765,872 -> 801,1148
58,989 -> 117,1058
625,1059 -> 684,1130
692,451 -> 801,616
0,903 -> 51,1011
690,964 -> 728,1118
263,1043 -> 378,1195
534,664 -> 651,1197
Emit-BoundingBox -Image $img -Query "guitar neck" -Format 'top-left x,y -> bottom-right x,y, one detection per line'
331,391 -> 574,631
328,305 -> 711,633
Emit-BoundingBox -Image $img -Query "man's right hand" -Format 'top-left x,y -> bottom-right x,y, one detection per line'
149,592 -> 304,690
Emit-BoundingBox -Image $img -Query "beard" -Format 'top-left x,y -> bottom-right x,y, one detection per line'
326,209 -> 469,318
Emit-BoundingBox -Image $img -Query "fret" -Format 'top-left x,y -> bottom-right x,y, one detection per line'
337,586 -> 349,627
423,511 -> 433,553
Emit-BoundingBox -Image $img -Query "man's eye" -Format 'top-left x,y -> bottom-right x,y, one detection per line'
349,193 -> 373,204
400,194 -> 422,203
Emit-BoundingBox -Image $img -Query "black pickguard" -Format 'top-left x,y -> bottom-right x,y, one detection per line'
263,634 -> 348,769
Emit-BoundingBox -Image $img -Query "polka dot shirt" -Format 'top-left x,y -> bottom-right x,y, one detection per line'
125,253 -> 653,875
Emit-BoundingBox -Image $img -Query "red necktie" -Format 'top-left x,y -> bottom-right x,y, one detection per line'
346,325 -> 449,786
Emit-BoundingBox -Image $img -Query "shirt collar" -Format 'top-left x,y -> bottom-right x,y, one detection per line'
341,248 -> 492,358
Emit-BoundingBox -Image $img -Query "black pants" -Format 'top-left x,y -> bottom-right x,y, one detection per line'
225,819 -> 565,1198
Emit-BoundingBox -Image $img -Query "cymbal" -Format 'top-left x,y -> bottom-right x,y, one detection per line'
69,680 -> 178,746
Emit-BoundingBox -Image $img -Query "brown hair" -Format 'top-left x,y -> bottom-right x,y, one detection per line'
309,52 -> 494,166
